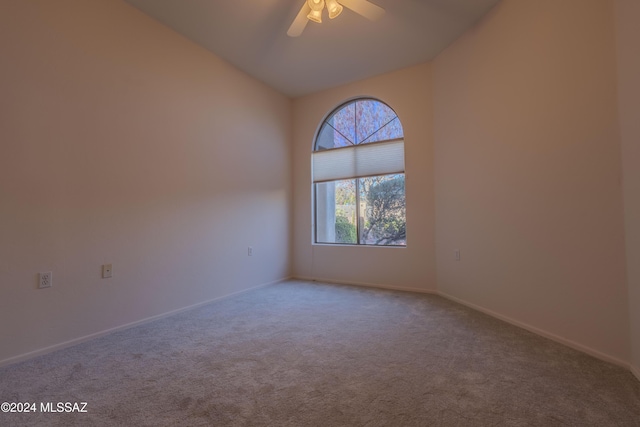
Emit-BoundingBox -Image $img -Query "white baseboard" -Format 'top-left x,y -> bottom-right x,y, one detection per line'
0,276 -> 290,368
294,275 -> 437,295
438,290 -> 630,369
4,275 -> 637,381
297,277 -> 633,371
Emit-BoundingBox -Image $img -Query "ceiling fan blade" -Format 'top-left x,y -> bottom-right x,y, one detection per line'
287,2 -> 312,37
339,0 -> 385,21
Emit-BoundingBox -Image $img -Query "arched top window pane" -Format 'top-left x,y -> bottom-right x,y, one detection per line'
315,99 -> 404,151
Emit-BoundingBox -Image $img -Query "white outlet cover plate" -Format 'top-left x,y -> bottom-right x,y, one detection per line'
39,272 -> 52,288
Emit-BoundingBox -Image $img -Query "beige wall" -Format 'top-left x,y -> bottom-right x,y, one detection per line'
615,0 -> 640,376
0,0 -> 291,364
433,0 -> 630,363
292,64 -> 436,292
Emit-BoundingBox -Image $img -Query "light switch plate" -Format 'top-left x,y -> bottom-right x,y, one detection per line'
102,264 -> 113,278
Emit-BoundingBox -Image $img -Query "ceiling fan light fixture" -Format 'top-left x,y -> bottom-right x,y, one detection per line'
289,0 -> 385,37
307,8 -> 323,24
326,0 -> 343,19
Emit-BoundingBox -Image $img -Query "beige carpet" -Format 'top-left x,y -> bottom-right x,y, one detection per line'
1,280 -> 639,426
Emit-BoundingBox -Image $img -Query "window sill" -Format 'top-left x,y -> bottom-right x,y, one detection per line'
312,243 -> 406,249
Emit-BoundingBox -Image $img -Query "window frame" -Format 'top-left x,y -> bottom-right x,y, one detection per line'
312,97 -> 406,247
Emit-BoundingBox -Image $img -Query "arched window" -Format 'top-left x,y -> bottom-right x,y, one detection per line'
312,98 -> 406,246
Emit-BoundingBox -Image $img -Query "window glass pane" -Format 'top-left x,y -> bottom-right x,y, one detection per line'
359,174 -> 406,246
355,100 -> 401,144
317,120 -> 351,150
362,117 -> 404,144
329,103 -> 356,146
315,179 -> 357,244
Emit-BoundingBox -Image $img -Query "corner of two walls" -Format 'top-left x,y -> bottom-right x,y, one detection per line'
615,0 -> 640,379
0,0 -> 292,364
291,0 -> 634,370
432,0 -> 631,366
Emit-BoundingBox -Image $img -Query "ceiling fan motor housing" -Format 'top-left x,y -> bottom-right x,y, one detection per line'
308,0 -> 325,11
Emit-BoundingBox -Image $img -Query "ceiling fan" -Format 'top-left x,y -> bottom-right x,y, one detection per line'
287,0 -> 385,37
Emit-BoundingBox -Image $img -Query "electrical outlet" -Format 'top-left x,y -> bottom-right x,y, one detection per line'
39,272 -> 52,288
248,246 -> 253,256
102,264 -> 113,279
454,249 -> 461,261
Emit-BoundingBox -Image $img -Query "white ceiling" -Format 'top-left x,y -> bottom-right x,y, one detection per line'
125,0 -> 501,97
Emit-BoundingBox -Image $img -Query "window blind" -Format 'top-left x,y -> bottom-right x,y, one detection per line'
312,139 -> 404,183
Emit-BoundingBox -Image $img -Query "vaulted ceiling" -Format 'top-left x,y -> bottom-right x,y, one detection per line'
125,0 -> 501,97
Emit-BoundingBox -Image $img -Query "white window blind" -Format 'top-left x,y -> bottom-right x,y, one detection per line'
312,139 -> 404,183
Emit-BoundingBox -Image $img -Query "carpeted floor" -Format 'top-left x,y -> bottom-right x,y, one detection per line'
1,280 -> 639,426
